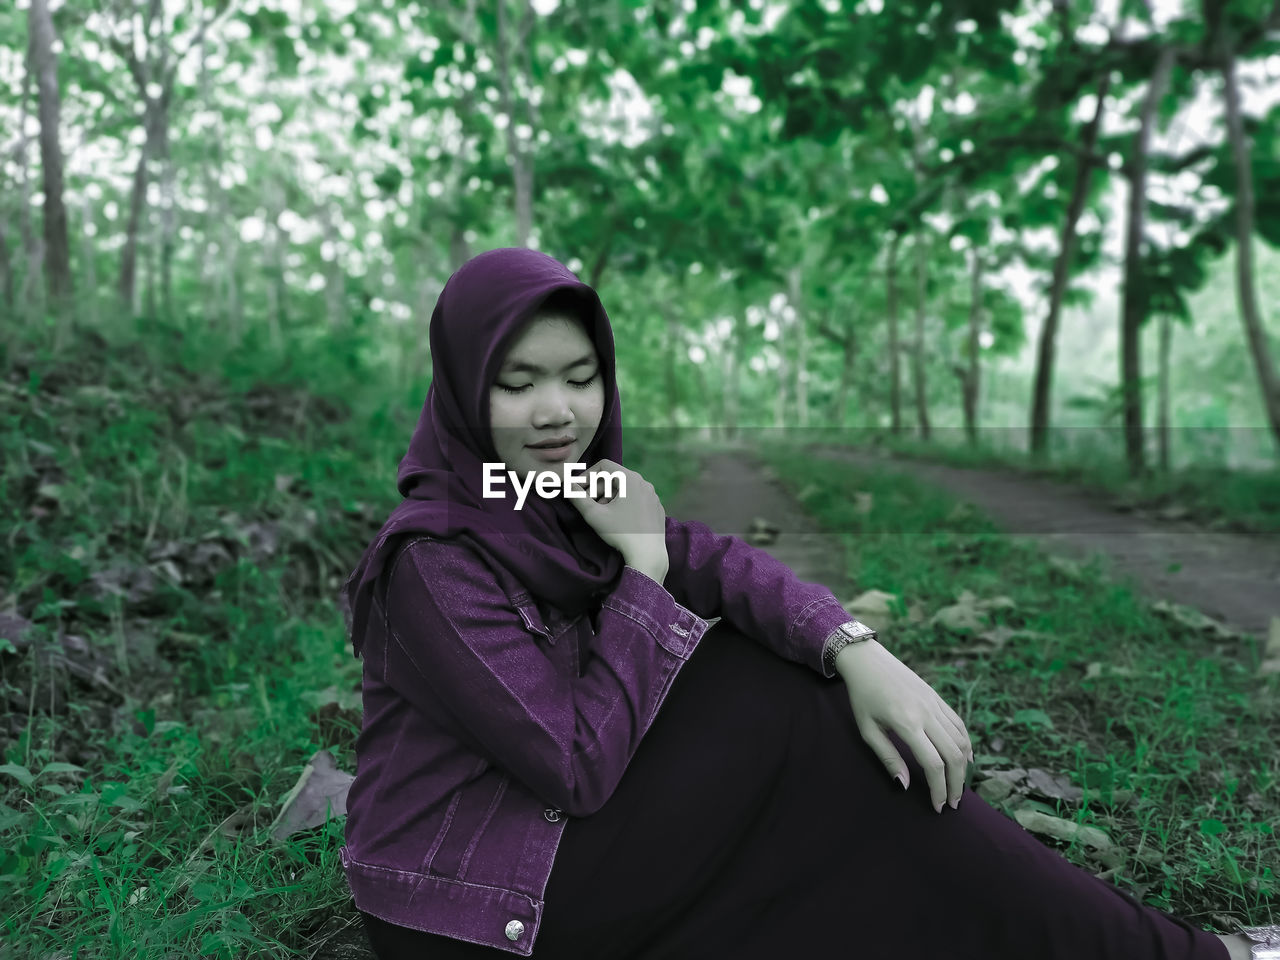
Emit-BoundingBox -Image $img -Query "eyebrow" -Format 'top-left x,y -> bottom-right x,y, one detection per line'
499,354 -> 597,376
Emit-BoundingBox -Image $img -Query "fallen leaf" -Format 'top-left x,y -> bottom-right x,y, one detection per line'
1150,601 -> 1246,640
1024,768 -> 1084,802
976,779 -> 1013,803
1084,662 -> 1136,679
930,591 -> 988,634
269,749 -> 355,841
1047,556 -> 1086,581
977,626 -> 1047,647
0,611 -> 34,647
746,516 -> 780,546
981,767 -> 1027,786
1012,807 -> 1113,853
844,590 -> 901,633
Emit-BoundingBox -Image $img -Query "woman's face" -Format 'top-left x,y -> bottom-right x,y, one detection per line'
489,312 -> 605,479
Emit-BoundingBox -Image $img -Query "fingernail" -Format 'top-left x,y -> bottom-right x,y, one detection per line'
894,772 -> 907,790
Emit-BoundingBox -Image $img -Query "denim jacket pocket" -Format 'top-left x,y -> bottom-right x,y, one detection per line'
512,598 -> 554,642
508,592 -> 582,648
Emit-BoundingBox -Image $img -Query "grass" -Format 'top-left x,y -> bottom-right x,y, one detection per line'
752,439 -> 1278,932
793,425 -> 1280,535
0,311 -> 1274,957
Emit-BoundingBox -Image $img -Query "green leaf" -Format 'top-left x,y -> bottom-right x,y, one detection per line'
39,762 -> 86,777
1199,818 -> 1227,836
0,764 -> 34,787
1011,708 -> 1055,729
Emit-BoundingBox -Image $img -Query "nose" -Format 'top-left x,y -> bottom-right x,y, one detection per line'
531,384 -> 575,427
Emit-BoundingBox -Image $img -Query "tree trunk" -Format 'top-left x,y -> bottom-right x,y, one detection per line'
496,0 -> 534,247
322,203 -> 345,330
198,29 -> 217,327
1221,48 -> 1280,453
450,224 -> 471,273
80,190 -> 97,327
1120,46 -> 1176,478
787,265 -> 808,428
28,0 -> 72,332
774,306 -> 791,428
221,205 -> 242,340
119,112 -> 152,313
963,246 -> 983,446
16,49 -> 46,321
886,231 -> 902,435
144,203 -> 158,320
724,313 -> 741,440
158,109 -> 177,323
665,312 -> 680,431
1030,74 -> 1111,462
1157,310 -> 1171,471
196,25 -> 240,339
449,0 -> 479,271
263,176 -> 285,349
912,232 -> 931,440
689,357 -> 718,440
836,313 -> 856,430
0,204 -> 14,315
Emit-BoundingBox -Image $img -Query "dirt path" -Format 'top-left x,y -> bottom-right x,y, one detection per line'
665,449 -> 854,601
671,446 -> 1278,642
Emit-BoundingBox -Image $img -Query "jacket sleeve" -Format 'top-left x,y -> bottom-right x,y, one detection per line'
378,536 -> 716,818
661,516 -> 854,679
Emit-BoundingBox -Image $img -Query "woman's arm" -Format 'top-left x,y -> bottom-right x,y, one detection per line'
374,537 -> 714,817
661,516 -> 854,678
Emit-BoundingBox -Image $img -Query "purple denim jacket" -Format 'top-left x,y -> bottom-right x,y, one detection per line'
340,515 -> 855,955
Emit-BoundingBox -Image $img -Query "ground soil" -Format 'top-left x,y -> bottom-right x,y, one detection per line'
665,445 -> 1280,643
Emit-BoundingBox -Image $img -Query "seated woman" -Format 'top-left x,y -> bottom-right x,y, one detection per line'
339,246 -> 1271,960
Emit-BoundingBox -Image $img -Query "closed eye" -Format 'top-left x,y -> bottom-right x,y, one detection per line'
496,375 -> 598,396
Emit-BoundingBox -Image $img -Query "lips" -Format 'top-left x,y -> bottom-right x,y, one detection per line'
528,436 -> 575,449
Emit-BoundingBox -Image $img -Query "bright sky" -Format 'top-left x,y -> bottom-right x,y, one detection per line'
1,0 -> 1277,365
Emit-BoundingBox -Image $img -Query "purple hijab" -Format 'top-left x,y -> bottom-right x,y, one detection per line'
341,247 -> 627,657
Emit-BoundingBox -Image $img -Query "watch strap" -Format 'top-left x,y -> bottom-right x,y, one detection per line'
822,619 -> 877,677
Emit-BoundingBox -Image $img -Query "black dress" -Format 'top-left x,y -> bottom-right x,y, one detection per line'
359,620 -> 1228,960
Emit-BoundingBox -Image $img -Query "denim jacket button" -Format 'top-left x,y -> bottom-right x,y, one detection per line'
505,919 -> 525,941
543,807 -> 562,822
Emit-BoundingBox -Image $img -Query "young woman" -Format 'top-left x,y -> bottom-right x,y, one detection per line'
339,247 -> 1271,960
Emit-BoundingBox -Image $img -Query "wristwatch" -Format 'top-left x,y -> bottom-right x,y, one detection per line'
1240,925 -> 1280,960
821,619 -> 878,677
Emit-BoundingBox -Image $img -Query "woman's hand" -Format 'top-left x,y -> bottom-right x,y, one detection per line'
836,640 -> 973,813
565,459 -> 668,576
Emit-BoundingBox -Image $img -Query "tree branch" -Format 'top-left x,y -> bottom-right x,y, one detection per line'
817,320 -> 849,346
162,0 -> 236,91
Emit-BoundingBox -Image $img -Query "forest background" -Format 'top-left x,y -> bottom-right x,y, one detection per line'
1,0 -> 1278,956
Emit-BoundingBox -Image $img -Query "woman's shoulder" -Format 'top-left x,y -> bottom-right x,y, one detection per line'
388,532 -> 513,590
